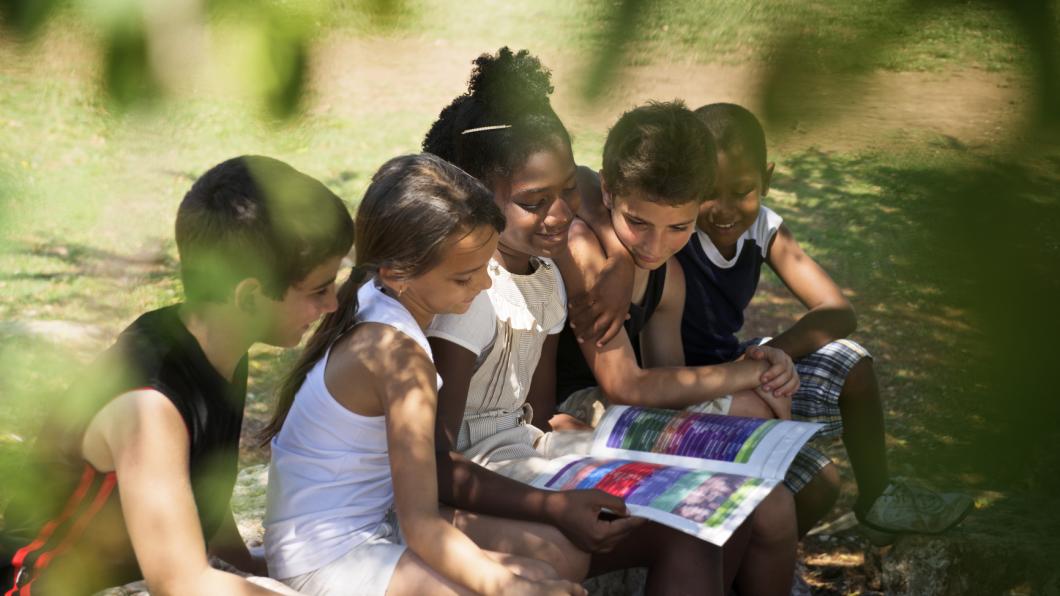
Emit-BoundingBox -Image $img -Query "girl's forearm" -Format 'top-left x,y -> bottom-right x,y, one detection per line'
437,452 -> 560,525
404,515 -> 515,594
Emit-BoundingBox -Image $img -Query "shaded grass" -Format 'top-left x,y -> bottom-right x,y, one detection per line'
745,142 -> 1060,497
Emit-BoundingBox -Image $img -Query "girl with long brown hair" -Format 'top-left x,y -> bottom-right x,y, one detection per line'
260,153 -> 587,596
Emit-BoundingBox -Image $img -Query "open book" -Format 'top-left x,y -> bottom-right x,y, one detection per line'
532,405 -> 822,545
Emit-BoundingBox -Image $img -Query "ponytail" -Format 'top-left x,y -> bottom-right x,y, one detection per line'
258,265 -> 371,445
259,153 -> 502,445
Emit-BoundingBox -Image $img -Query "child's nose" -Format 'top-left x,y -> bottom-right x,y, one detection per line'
476,268 -> 493,292
323,289 -> 339,314
546,195 -> 574,227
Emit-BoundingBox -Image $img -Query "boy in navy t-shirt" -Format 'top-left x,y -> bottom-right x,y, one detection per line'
677,103 -> 971,539
1,156 -> 353,594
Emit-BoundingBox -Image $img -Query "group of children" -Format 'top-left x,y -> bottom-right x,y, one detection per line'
1,47 -> 971,596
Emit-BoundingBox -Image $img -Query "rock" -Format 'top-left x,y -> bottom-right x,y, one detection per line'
881,497 -> 1060,595
585,568 -> 646,596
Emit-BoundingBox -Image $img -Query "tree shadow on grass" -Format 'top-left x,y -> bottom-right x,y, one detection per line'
750,144 -> 1060,496
745,144 -> 1060,592
0,237 -> 180,324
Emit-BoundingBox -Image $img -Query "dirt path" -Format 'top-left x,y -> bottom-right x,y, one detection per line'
3,31 -> 1027,155
312,36 -> 1028,155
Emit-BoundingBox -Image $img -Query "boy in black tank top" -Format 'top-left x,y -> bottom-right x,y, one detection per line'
551,102 -> 804,595
1,156 -> 353,595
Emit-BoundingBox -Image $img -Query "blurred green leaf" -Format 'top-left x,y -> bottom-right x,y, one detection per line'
262,16 -> 309,119
581,0 -> 649,102
101,15 -> 161,109
0,0 -> 63,38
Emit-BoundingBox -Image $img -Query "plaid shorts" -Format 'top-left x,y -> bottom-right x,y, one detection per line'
743,338 -> 872,493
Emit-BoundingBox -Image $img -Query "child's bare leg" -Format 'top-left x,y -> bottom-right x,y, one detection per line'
733,485 -> 798,596
386,548 -> 557,596
728,389 -> 776,419
444,508 -> 591,582
721,512 -> 754,588
386,549 -> 472,596
793,463 -> 841,537
838,358 -> 890,513
589,522 -> 725,596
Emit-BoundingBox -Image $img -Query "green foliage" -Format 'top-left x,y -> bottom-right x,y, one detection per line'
0,0 -> 64,39
102,15 -> 160,108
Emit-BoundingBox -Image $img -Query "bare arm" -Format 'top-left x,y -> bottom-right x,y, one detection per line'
563,223 -> 768,408
430,337 -> 638,553
208,507 -> 267,576
370,328 -> 521,594
765,224 -> 857,359
526,333 -> 561,432
82,390 -> 286,596
565,165 -> 635,346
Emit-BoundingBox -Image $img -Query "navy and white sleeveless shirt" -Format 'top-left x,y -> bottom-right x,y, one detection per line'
676,206 -> 783,366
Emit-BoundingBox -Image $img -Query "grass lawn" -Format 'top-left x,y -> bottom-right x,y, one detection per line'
2,0 -> 1058,592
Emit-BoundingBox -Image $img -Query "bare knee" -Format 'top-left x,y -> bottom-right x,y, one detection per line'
539,529 -> 591,582
794,463 -> 841,536
448,509 -> 590,582
805,462 -> 841,502
730,390 -> 775,419
750,486 -> 798,548
841,357 -> 877,399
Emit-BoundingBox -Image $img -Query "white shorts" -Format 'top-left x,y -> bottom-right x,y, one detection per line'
281,514 -> 406,596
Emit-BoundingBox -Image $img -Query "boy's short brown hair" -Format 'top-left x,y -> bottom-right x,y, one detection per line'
602,100 -> 716,205
175,155 -> 354,303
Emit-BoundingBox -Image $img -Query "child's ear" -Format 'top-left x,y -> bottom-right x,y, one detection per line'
377,267 -> 406,297
233,278 -> 263,314
598,170 -> 614,210
762,162 -> 776,197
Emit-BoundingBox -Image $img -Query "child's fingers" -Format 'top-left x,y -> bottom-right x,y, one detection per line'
591,490 -> 629,516
757,391 -> 792,420
777,374 -> 800,398
587,311 -> 611,341
595,516 -> 645,552
595,317 -> 625,347
761,362 -> 789,386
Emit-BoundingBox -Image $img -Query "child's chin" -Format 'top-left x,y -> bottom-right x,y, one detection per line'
268,329 -> 308,348
449,301 -> 473,315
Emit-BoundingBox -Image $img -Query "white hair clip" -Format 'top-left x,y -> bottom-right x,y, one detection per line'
461,124 -> 512,135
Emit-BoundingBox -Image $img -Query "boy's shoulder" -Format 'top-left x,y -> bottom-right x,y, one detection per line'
748,205 -> 783,252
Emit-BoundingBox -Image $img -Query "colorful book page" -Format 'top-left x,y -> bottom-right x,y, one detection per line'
592,406 -> 823,480
604,406 -> 776,463
538,456 -> 777,545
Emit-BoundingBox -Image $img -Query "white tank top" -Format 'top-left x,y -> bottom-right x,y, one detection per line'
264,279 -> 440,579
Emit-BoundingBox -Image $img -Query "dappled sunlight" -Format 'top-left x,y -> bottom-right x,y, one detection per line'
2,0 -> 1057,593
